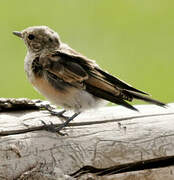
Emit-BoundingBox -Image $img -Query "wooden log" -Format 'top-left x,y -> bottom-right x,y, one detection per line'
0,98 -> 174,180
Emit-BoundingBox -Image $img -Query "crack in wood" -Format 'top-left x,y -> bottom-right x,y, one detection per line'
0,112 -> 174,137
0,112 -> 174,136
0,98 -> 56,112
70,155 -> 174,178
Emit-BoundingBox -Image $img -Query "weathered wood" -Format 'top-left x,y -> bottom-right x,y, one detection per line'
0,99 -> 174,180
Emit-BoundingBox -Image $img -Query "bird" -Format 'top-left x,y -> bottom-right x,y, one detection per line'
13,26 -> 165,134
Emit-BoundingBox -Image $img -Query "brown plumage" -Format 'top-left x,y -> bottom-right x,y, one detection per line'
38,48 -> 165,111
13,26 -> 165,134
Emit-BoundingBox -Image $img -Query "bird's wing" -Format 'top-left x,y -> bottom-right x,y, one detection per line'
39,51 -> 89,89
59,44 -> 149,95
39,47 -> 165,111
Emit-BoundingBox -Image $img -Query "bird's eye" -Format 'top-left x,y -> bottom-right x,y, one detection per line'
49,38 -> 53,42
28,34 -> 35,40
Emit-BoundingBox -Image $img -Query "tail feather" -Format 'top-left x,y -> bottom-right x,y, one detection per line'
117,100 -> 138,111
123,90 -> 166,107
86,84 -> 138,111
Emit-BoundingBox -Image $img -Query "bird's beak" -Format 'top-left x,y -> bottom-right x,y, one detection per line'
13,31 -> 22,38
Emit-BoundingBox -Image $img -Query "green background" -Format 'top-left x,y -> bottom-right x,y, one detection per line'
0,0 -> 173,104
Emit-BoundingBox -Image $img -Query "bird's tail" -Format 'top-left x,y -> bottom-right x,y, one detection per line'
122,89 -> 166,107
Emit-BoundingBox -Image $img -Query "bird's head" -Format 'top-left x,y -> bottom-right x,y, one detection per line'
13,26 -> 60,53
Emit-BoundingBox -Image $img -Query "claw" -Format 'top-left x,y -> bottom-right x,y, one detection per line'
40,120 -> 47,126
50,110 -> 66,116
47,109 -> 67,118
38,103 -> 66,118
50,121 -> 54,125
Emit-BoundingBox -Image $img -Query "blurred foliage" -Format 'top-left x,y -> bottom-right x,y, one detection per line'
0,0 -> 173,104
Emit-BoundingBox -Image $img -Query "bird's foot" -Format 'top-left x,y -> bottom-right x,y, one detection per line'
41,112 -> 80,136
48,109 -> 66,117
41,120 -> 68,136
40,103 -> 67,118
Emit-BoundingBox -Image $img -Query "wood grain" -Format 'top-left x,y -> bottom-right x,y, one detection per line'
0,100 -> 174,180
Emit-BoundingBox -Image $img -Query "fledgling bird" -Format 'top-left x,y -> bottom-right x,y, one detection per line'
13,26 -> 165,133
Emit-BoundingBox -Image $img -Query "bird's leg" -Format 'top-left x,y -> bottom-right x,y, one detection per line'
41,112 -> 81,136
55,112 -> 80,131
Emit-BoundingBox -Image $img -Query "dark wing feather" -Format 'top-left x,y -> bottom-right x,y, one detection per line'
56,49 -> 149,95
40,48 -> 165,110
86,83 -> 138,111
95,68 -> 149,95
40,52 -> 88,89
122,89 -> 165,106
